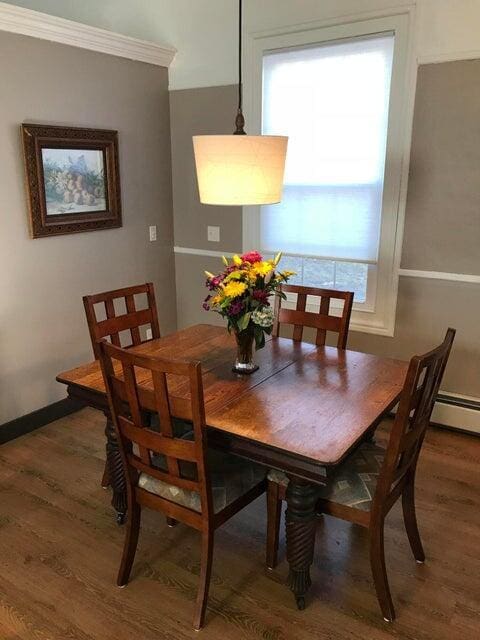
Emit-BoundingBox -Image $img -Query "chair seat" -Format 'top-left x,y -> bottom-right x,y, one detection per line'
267,442 -> 384,512
318,442 -> 385,511
138,431 -> 266,514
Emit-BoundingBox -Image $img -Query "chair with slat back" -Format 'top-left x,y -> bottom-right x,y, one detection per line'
272,284 -> 354,347
83,283 -> 160,359
98,340 -> 266,630
266,284 -> 354,569
83,283 -> 161,491
266,328 -> 456,622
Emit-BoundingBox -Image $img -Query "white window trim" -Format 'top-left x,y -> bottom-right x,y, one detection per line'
242,8 -> 417,337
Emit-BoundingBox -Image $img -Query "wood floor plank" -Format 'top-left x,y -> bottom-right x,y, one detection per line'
0,407 -> 479,639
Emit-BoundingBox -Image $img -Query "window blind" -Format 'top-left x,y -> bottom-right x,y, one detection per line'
261,34 -> 394,262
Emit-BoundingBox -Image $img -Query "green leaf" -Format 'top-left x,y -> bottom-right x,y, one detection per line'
237,312 -> 251,331
225,270 -> 244,281
255,330 -> 266,350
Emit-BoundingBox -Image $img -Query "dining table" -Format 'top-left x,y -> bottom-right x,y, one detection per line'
56,323 -> 407,609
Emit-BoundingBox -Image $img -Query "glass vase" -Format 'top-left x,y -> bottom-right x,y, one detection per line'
233,327 -> 259,374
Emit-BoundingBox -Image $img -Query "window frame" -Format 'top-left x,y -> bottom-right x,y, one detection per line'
243,11 -> 416,336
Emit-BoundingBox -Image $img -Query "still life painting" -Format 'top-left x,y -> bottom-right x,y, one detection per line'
22,124 -> 121,238
42,148 -> 106,215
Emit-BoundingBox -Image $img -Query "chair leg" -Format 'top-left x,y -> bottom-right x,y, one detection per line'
193,529 -> 214,631
266,480 -> 282,569
402,473 -> 425,563
101,460 -> 110,488
117,503 -> 141,587
369,519 -> 395,622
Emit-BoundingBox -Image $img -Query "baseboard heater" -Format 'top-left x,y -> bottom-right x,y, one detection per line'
431,393 -> 480,435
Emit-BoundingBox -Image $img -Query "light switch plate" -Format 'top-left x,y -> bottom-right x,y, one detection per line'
149,225 -> 157,242
207,225 -> 220,242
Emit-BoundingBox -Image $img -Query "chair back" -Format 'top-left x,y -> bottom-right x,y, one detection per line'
272,284 -> 354,348
98,340 -> 213,520
374,328 -> 456,513
83,283 -> 160,359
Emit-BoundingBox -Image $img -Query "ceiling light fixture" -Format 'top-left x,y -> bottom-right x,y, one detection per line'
192,0 -> 288,206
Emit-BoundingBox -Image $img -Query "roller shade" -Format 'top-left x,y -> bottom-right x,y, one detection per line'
261,34 -> 394,262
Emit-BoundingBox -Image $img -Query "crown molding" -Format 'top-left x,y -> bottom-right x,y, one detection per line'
0,1 -> 176,68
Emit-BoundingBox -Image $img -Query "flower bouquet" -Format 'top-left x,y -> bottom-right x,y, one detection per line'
203,251 -> 294,373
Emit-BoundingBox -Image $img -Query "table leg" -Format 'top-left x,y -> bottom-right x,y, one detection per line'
104,415 -> 127,525
285,476 -> 320,610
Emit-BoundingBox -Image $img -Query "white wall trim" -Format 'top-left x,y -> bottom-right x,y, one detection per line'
0,1 -> 176,67
174,246 -> 235,259
247,3 -> 416,41
399,269 -> 480,284
418,50 -> 480,65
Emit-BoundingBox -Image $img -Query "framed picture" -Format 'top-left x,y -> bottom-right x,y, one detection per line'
21,124 -> 122,238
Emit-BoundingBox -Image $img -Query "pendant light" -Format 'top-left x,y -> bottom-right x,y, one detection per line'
192,0 -> 288,206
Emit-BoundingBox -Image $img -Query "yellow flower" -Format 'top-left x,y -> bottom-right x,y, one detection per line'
232,254 -> 243,266
223,281 -> 247,299
281,270 -> 296,278
211,294 -> 223,305
251,261 -> 275,278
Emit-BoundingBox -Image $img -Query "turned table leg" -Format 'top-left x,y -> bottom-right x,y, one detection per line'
104,415 -> 127,525
285,476 -> 320,610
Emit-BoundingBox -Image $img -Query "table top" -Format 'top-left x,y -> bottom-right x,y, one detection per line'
57,324 -> 407,466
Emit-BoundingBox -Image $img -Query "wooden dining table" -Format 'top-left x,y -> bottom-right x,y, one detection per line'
56,323 -> 407,609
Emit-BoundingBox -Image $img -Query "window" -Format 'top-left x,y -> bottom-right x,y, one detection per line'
244,14 -> 413,335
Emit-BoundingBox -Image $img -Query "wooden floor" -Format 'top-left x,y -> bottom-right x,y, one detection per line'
0,408 -> 479,640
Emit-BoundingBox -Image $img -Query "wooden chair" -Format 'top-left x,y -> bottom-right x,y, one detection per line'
98,340 -> 267,630
267,285 -> 354,567
266,328 -> 456,622
272,284 -> 354,347
83,282 -> 160,359
83,283 -> 161,491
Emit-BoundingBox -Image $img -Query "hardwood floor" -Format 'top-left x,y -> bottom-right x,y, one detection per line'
0,407 -> 478,639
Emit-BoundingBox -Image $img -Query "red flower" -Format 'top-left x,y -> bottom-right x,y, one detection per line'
241,250 -> 263,264
252,289 -> 269,304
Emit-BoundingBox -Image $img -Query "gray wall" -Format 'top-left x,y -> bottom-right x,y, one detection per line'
0,31 -> 176,424
171,62 -> 480,398
401,60 -> 480,273
170,85 -> 241,252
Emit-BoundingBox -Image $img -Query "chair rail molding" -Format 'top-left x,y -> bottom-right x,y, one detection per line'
418,49 -> 480,65
0,1 -> 176,67
398,269 -> 480,284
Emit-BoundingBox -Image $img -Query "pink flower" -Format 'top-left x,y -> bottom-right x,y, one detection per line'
241,250 -> 263,264
207,274 -> 224,290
